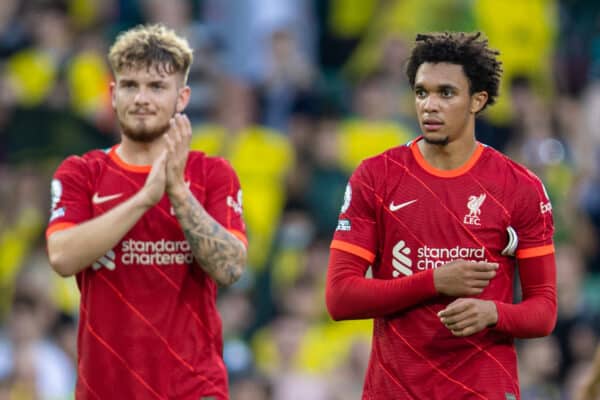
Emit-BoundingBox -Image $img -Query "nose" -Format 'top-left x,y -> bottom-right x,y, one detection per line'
421,94 -> 440,112
133,88 -> 149,104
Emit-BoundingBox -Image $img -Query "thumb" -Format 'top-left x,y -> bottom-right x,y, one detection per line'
153,150 -> 168,168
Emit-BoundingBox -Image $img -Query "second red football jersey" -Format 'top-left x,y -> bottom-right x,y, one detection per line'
331,137 -> 554,399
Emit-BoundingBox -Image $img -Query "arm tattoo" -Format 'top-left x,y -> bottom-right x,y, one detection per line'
170,190 -> 246,286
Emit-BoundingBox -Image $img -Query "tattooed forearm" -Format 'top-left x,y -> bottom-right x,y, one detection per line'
170,190 -> 246,286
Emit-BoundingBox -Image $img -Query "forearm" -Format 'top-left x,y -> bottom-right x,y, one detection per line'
47,192 -> 151,277
169,187 -> 246,286
326,249 -> 437,320
493,255 -> 557,338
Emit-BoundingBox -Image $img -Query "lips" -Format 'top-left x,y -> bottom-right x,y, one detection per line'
422,118 -> 443,131
130,112 -> 155,117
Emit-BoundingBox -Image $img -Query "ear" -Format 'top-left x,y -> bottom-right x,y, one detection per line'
110,81 -> 116,109
176,85 -> 191,113
470,91 -> 488,114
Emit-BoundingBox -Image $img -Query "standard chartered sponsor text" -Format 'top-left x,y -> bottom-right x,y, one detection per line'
121,239 -> 193,265
416,245 -> 487,270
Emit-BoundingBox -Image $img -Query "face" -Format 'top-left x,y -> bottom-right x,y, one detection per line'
414,62 -> 487,146
111,65 -> 189,142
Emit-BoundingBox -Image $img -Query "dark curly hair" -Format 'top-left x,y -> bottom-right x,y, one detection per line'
405,32 -> 503,111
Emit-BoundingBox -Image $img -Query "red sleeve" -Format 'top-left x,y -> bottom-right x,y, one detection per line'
203,157 -> 247,246
326,248 -> 437,320
492,253 -> 557,338
46,155 -> 93,237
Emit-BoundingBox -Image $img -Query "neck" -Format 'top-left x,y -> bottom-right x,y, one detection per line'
417,134 -> 478,171
117,136 -> 165,166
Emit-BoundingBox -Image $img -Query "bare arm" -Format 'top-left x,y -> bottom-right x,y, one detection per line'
169,187 -> 246,286
164,113 -> 246,286
48,152 -> 168,277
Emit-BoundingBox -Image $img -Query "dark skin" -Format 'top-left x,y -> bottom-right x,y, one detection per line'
414,62 -> 498,336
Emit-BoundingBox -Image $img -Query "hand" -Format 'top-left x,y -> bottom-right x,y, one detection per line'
438,298 -> 498,337
138,150 -> 167,207
164,113 -> 192,195
433,260 -> 498,297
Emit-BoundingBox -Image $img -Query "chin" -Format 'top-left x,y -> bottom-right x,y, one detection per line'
422,133 -> 449,146
121,120 -> 170,143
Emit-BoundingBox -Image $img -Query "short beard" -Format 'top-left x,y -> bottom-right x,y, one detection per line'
120,120 -> 170,143
423,136 -> 449,146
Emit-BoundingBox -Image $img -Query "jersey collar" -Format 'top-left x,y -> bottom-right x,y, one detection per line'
410,136 -> 484,178
108,145 -> 152,173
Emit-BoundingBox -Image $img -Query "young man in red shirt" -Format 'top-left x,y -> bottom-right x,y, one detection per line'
47,24 -> 247,399
327,32 -> 557,399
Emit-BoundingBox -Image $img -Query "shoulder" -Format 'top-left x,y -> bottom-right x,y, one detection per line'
188,151 -> 233,170
482,146 -> 545,188
188,151 -> 238,180
355,141 -> 412,175
55,147 -> 111,175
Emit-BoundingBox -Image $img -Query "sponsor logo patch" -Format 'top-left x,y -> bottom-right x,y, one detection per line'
336,219 -> 351,231
50,207 -> 65,222
227,189 -> 243,215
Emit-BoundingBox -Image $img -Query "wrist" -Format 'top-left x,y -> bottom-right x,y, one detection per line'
167,181 -> 189,203
487,300 -> 499,327
132,189 -> 158,211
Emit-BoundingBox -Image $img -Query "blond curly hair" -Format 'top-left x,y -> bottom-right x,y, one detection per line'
108,24 -> 193,84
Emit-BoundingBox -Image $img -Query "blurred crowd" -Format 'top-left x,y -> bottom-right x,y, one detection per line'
0,0 -> 600,399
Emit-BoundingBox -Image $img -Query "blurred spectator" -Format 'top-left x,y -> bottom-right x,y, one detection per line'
191,77 -> 295,271
578,345 -> 600,400
0,252 -> 75,399
519,336 -> 562,400
257,28 -> 316,132
337,72 -> 415,174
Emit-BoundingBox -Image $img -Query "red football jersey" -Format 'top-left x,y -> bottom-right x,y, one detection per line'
47,145 -> 246,400
331,137 -> 554,400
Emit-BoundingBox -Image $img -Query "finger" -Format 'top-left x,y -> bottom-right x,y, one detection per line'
156,149 -> 168,163
451,322 -> 483,337
473,269 -> 498,280
440,314 -> 463,328
180,113 -> 191,134
174,113 -> 187,142
148,150 -> 167,178
450,327 -> 471,337
470,262 -> 499,272
469,279 -> 491,289
465,287 -> 484,296
164,133 -> 175,155
444,314 -> 477,331
438,302 -> 469,318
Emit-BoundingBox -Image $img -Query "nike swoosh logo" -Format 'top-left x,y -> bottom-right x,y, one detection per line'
92,192 -> 123,204
389,199 -> 417,212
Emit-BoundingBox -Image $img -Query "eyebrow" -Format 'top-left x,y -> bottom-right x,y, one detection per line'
118,79 -> 169,86
118,79 -> 137,86
414,83 -> 459,91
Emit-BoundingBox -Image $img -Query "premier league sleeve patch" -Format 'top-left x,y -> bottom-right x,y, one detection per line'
340,183 -> 352,214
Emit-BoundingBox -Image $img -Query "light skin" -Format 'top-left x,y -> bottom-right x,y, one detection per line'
47,64 -> 246,286
413,62 -> 498,336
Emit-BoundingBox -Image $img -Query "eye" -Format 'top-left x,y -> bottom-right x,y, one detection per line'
415,88 -> 427,99
150,82 -> 165,90
121,81 -> 136,89
441,88 -> 454,98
